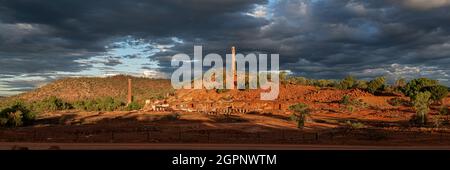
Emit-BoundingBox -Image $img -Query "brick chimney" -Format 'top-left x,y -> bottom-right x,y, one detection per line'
232,46 -> 237,84
127,78 -> 132,104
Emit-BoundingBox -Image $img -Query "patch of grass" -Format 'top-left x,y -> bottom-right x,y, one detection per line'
126,101 -> 142,111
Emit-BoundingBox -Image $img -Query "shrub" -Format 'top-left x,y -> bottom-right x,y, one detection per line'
32,96 -> 72,112
314,79 -> 336,87
347,106 -> 354,113
338,76 -> 356,90
425,85 -> 448,104
289,103 -> 311,129
126,101 -> 142,111
345,121 -> 365,129
340,95 -> 351,105
0,117 -> 7,126
289,77 -> 312,85
354,80 -> 368,90
96,97 -> 124,111
280,71 -> 288,84
440,106 -> 449,116
7,111 -> 23,127
394,78 -> 406,88
411,91 -> 431,126
216,89 -> 229,93
0,101 -> 37,127
387,97 -> 406,106
73,97 -> 124,111
402,78 -> 438,101
366,77 -> 385,94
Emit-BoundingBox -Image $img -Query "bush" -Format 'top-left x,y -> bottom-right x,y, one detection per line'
354,80 -> 368,90
425,85 -> 448,104
347,106 -> 354,113
387,97 -> 407,106
366,77 -> 385,94
402,78 -> 438,101
289,103 -> 311,129
394,78 -> 406,88
288,77 -> 312,85
340,95 -> 351,105
338,75 -> 356,90
345,121 -> 365,129
73,97 -> 124,111
280,71 -> 288,84
0,117 -> 7,126
440,106 -> 449,116
0,101 -> 37,127
215,89 -> 229,93
126,101 -> 142,111
411,91 -> 432,126
7,111 -> 23,127
96,97 -> 124,111
313,79 -> 336,88
32,96 -> 72,112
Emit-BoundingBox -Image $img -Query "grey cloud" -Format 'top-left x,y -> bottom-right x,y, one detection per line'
1,0 -> 450,95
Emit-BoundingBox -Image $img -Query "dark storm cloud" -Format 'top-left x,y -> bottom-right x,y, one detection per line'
1,0 -> 450,96
0,0 -> 268,74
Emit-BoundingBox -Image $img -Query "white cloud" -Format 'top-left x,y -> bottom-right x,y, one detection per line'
400,0 -> 450,10
0,22 -> 49,43
346,2 -> 367,15
246,4 -> 269,18
354,63 -> 450,84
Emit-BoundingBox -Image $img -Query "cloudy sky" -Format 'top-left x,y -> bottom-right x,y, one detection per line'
1,0 -> 450,96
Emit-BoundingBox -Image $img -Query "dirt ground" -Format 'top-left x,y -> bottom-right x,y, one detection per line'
2,84 -> 450,147
1,108 -> 450,146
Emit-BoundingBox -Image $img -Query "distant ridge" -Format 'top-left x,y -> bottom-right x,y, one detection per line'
10,75 -> 173,103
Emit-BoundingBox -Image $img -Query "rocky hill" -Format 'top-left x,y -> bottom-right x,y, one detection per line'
9,75 -> 173,103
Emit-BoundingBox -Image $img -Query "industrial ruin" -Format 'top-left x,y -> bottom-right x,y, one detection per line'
140,46 -> 290,115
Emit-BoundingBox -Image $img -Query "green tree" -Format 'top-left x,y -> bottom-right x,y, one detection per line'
412,91 -> 431,125
402,78 -> 438,100
425,85 -> 448,104
289,103 -> 311,129
366,77 -> 386,94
